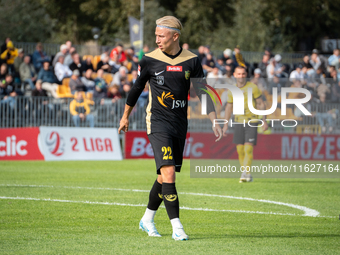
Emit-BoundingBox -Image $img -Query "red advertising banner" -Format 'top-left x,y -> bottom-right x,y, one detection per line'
0,128 -> 44,160
125,131 -> 340,160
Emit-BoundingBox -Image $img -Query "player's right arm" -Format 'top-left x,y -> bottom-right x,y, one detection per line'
118,57 -> 150,134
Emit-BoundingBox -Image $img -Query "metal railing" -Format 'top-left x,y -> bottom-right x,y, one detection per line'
1,96 -> 339,134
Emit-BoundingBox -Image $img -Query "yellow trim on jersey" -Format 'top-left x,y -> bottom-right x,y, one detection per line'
145,48 -> 197,66
146,86 -> 152,134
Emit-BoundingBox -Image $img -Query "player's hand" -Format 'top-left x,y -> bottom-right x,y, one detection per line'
213,124 -> 223,142
262,121 -> 269,132
118,117 -> 129,134
222,124 -> 229,137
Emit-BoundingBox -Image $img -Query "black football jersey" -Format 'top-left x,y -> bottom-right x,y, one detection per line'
126,48 -> 214,138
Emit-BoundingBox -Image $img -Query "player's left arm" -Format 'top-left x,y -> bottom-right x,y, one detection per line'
255,96 -> 268,131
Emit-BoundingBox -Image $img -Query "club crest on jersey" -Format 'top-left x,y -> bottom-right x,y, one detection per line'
185,70 -> 190,80
156,76 -> 164,85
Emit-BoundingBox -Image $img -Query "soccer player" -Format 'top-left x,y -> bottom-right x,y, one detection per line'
222,66 -> 268,182
118,16 -> 222,240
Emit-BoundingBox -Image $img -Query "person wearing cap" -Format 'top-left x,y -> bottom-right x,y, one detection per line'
52,44 -> 68,67
69,69 -> 86,94
54,55 -> 72,82
273,54 -> 287,78
19,55 -> 37,90
0,41 -> 18,72
232,45 -> 246,69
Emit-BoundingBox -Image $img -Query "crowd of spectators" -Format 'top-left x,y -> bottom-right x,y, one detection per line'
0,38 -> 339,131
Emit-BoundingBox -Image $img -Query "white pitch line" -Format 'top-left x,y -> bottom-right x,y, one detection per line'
0,184 -> 331,218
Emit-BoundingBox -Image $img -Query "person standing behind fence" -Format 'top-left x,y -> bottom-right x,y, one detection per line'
19,55 -> 37,90
69,91 -> 94,127
0,41 -> 18,73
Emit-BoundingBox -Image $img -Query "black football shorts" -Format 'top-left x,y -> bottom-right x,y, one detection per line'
148,132 -> 186,175
233,122 -> 259,145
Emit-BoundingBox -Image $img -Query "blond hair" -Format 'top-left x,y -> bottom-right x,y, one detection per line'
156,16 -> 183,34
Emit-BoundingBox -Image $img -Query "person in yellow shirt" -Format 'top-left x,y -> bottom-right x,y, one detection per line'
1,41 -> 18,73
222,66 -> 268,182
69,91 -> 94,127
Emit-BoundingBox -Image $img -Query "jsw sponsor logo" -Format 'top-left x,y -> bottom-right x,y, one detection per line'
171,100 -> 186,109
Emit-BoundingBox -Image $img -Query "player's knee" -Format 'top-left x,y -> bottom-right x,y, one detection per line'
236,145 -> 245,156
160,165 -> 176,183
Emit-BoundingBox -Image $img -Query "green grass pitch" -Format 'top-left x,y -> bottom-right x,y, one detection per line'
0,160 -> 339,254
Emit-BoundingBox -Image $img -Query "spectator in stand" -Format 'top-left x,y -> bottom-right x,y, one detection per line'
100,47 -> 110,61
69,91 -> 94,127
224,64 -> 236,86
138,44 -> 149,61
83,56 -> 94,71
32,79 -> 48,97
52,44 -> 68,67
93,69 -> 107,103
110,44 -> 126,64
0,38 -> 10,55
131,55 -> 139,71
66,41 -> 72,50
0,74 -> 17,110
54,55 -> 72,82
64,47 -> 76,67
0,41 -> 18,73
125,46 -> 135,62
251,68 -> 267,92
19,55 -> 37,90
197,45 -> 205,63
303,55 -> 310,66
232,45 -> 246,69
69,69 -> 86,94
38,60 -> 59,98
14,49 -> 24,73
108,53 -> 121,74
273,54 -> 287,78
112,66 -> 128,87
207,67 -> 224,87
310,49 -> 327,73
289,64 -> 304,82
69,51 -> 85,75
97,54 -> 112,73
328,48 -> 340,70
202,53 -> 215,74
264,47 -> 274,58
220,48 -> 233,65
258,54 -> 270,78
32,42 -> 49,71
314,93 -> 336,133
31,79 -> 53,123
107,84 -> 122,103
331,80 -> 340,103
0,63 -> 8,81
182,43 -> 189,50
266,57 -> 275,79
80,69 -> 95,92
268,75 -> 283,95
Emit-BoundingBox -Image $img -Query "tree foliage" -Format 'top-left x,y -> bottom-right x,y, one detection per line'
1,0 -> 340,51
